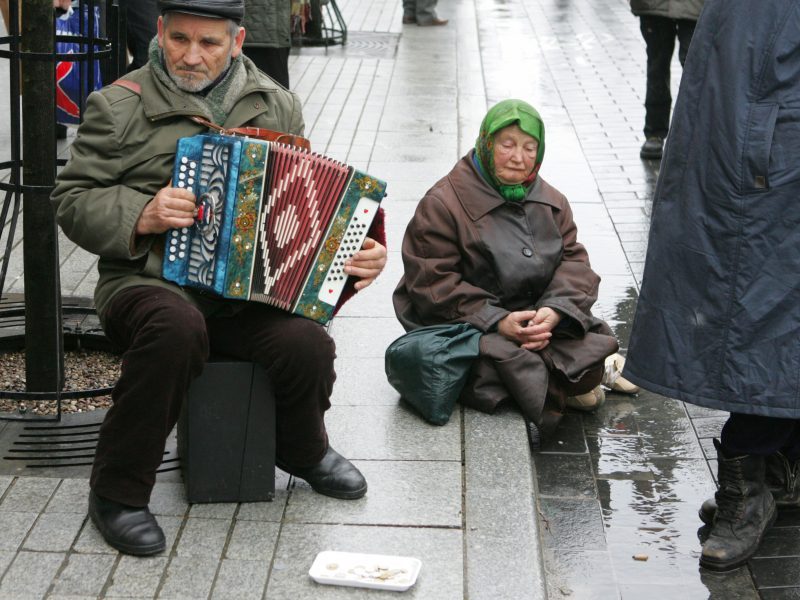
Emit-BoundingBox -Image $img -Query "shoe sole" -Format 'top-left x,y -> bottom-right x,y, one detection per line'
88,509 -> 166,556
698,505 -> 777,571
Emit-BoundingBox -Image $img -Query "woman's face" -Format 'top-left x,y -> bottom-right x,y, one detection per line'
492,124 -> 539,185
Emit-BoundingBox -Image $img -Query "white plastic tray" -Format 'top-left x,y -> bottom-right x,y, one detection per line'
308,550 -> 422,592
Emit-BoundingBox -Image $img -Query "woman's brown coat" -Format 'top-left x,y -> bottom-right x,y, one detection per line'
393,154 -> 618,423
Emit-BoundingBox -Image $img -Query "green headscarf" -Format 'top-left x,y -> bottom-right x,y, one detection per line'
474,99 -> 545,201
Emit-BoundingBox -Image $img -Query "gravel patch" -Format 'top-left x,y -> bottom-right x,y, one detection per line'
0,348 -> 120,417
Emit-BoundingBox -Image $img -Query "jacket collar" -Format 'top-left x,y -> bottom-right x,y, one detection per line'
133,56 -> 280,126
448,152 -> 560,221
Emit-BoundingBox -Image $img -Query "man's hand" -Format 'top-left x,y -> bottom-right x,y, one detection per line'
53,0 -> 71,9
135,185 -> 196,236
497,307 -> 563,351
344,237 -> 387,291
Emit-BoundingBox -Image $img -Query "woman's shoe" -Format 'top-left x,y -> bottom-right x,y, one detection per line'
602,353 -> 639,394
565,385 -> 605,412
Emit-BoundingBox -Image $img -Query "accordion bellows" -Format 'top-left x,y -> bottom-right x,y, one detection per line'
162,134 -> 387,324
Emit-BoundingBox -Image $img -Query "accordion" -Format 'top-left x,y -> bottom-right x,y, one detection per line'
161,133 -> 387,324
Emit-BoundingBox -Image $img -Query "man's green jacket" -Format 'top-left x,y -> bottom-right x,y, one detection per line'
51,55 -> 304,323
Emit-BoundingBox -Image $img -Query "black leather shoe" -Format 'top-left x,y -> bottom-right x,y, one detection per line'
88,491 -> 166,556
277,447 -> 367,499
640,136 -> 664,159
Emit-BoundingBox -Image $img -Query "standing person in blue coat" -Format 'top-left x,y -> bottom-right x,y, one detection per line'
624,0 -> 800,572
629,0 -> 704,159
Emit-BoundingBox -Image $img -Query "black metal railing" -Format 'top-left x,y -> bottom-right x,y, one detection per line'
0,0 -> 126,420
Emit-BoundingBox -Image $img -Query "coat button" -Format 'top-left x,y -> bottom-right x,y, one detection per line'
254,102 -> 261,109
522,248 -> 533,257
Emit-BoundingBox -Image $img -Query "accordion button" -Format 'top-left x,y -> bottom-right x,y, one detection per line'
181,157 -> 188,164
178,252 -> 185,258
169,255 -> 176,262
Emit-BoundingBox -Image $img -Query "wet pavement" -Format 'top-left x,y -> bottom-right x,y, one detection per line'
1,0 -> 800,598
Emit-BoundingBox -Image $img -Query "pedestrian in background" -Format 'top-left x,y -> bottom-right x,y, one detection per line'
629,0 -> 704,160
624,0 -> 800,572
243,0 -> 291,88
402,0 -> 447,26
124,0 -> 158,71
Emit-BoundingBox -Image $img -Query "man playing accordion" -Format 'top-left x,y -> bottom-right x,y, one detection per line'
52,0 -> 387,556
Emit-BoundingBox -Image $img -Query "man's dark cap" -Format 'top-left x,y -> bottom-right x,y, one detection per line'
158,0 -> 245,24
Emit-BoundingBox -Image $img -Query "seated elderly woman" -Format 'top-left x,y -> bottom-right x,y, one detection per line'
392,99 -> 636,441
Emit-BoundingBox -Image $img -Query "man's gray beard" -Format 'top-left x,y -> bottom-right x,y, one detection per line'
167,53 -> 232,93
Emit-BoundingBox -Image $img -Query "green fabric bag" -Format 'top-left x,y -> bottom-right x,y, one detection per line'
385,323 -> 482,425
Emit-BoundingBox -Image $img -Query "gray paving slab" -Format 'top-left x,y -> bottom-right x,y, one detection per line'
49,552 -> 116,598
209,559 -> 268,600
156,555 -> 218,600
0,511 -> 36,552
285,459 -> 461,527
224,520 -> 279,562
266,523 -> 462,600
329,357 -> 399,407
45,479 -> 90,514
324,404 -> 461,461
464,407 -> 545,600
0,550 -> 64,600
22,511 -> 85,552
173,517 -> 231,560
326,316 -> 405,358
104,555 -> 168,599
0,551 -> 14,579
0,477 -> 59,513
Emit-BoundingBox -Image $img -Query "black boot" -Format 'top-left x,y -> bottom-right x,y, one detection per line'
88,491 -> 166,556
698,450 -> 800,524
699,439 -> 776,571
277,446 -> 367,500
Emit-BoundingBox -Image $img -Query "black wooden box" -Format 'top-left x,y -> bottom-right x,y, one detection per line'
178,359 -> 275,503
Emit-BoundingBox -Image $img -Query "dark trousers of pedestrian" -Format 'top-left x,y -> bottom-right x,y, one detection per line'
245,46 -> 291,89
124,0 -> 158,72
639,15 -> 696,138
721,413 -> 800,459
90,285 -> 335,507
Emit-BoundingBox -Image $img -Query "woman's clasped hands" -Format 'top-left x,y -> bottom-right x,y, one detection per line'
497,307 -> 562,351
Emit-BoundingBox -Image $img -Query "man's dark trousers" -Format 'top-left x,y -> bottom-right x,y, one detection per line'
91,285 -> 335,507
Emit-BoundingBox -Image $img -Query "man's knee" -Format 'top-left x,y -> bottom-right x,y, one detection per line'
108,288 -> 209,360
281,319 -> 336,368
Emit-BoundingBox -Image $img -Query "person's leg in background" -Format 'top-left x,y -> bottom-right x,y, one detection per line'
124,0 -> 158,71
244,45 -> 291,89
404,0 -> 447,27
675,18 -> 697,67
638,15 -> 676,159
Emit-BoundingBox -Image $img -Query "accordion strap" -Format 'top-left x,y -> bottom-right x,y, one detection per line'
189,116 -> 311,151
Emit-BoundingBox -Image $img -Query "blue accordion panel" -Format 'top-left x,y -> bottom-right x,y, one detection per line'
162,134 -> 247,295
